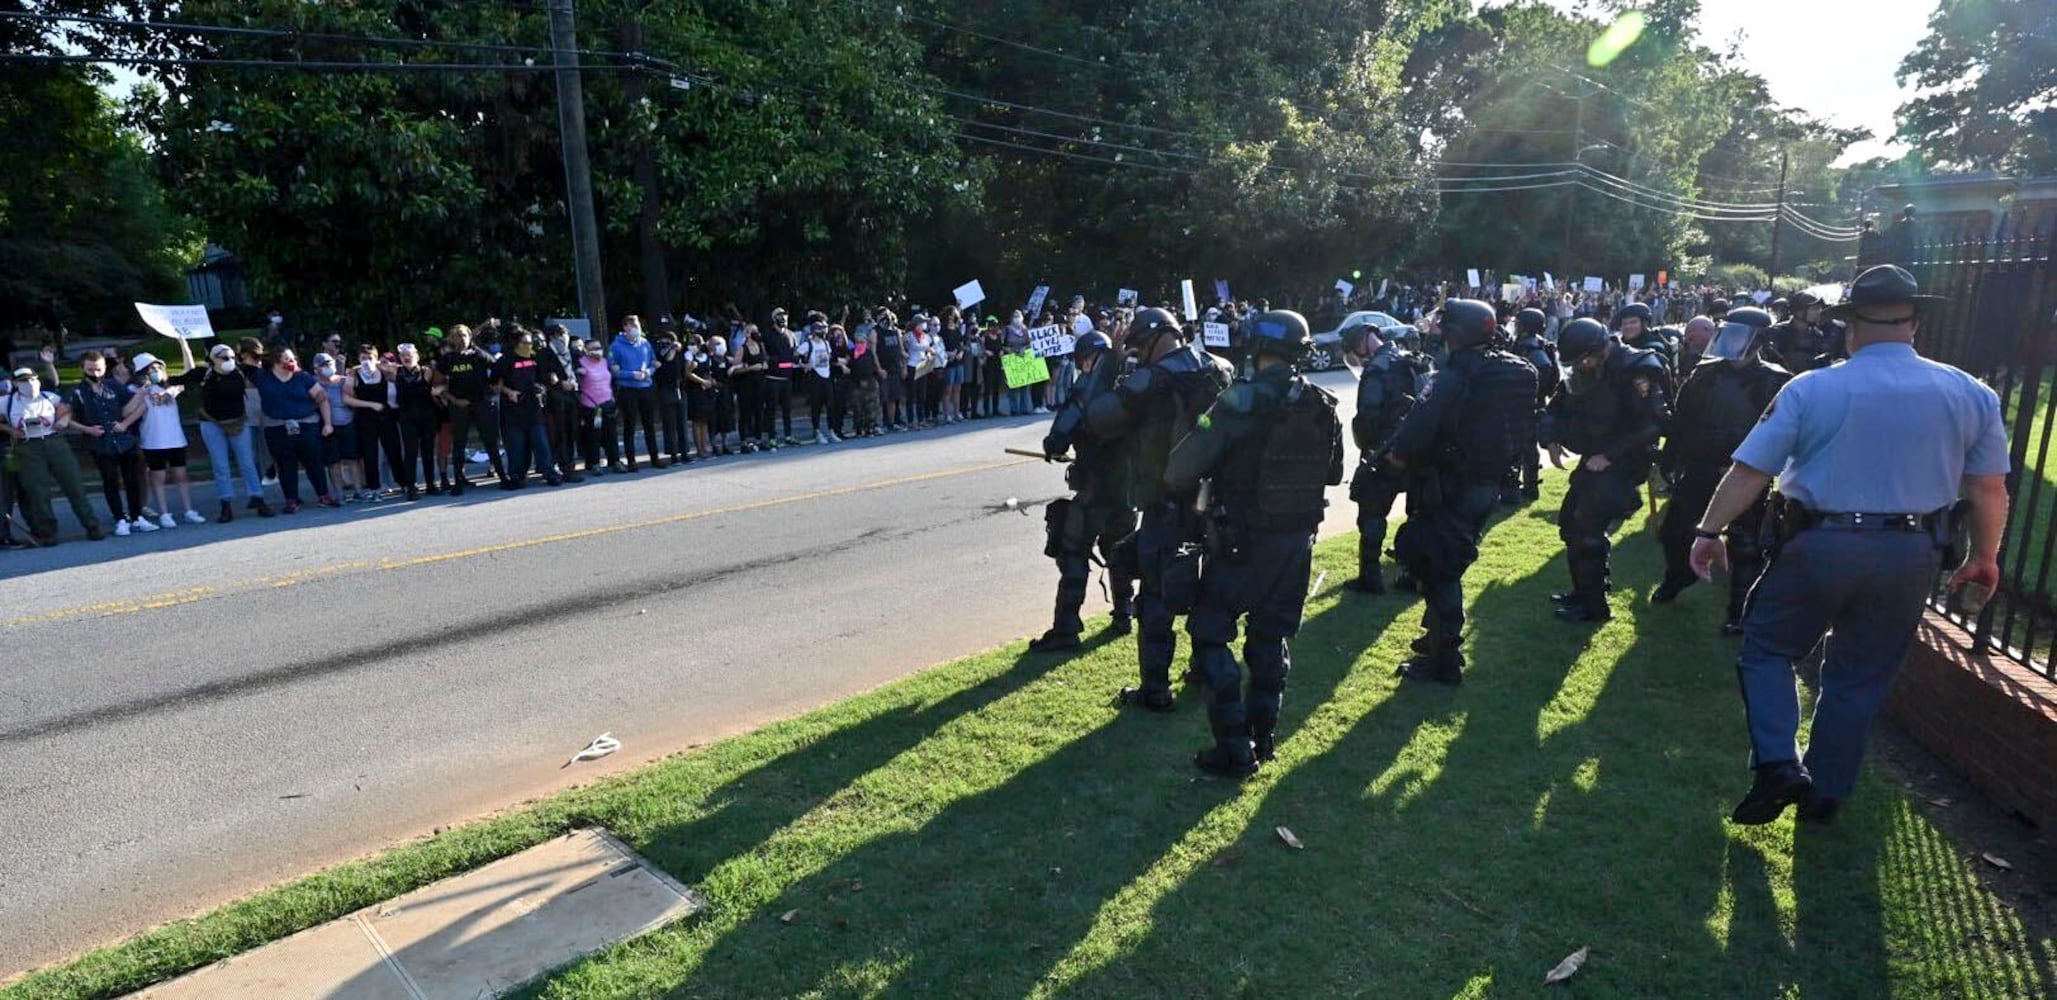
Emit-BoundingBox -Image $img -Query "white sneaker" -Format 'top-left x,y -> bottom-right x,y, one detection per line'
158,512 -> 177,529
114,519 -> 131,537
132,517 -> 158,533
184,509 -> 206,525
828,431 -> 843,443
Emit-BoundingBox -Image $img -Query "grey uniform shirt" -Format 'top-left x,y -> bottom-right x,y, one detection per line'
1732,342 -> 2009,513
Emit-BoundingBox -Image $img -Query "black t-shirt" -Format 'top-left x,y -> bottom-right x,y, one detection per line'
939,324 -> 965,358
170,366 -> 252,423
490,352 -> 550,413
437,348 -> 492,401
654,345 -> 685,390
763,326 -> 799,371
875,327 -> 904,370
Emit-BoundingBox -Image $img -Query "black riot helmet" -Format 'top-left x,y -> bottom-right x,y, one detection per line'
1556,317 -> 1612,363
1126,306 -> 1183,357
1438,298 -> 1498,351
1516,307 -> 1547,336
1073,330 -> 1113,369
1706,306 -> 1774,361
1614,302 -> 1654,331
1245,309 -> 1312,363
1341,322 -> 1382,357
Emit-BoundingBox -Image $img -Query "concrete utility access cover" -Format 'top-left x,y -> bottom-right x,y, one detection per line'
132,829 -> 702,1000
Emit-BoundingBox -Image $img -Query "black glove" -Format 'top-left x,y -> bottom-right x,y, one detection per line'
1042,433 -> 1067,460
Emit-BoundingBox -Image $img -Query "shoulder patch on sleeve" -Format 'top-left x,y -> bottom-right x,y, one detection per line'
1631,374 -> 1651,398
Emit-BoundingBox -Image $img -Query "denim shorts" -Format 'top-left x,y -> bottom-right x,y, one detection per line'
945,360 -> 968,386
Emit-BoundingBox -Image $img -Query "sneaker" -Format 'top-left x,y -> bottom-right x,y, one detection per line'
282,500 -> 302,514
158,512 -> 177,529
132,517 -> 159,533
815,432 -> 830,445
218,501 -> 234,524
184,509 -> 206,525
260,473 -> 278,485
86,523 -> 107,541
142,506 -> 161,520
828,431 -> 844,443
114,519 -> 131,537
317,496 -> 341,509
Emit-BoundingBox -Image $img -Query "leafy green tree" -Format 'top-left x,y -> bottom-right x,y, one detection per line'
1896,0 -> 2056,175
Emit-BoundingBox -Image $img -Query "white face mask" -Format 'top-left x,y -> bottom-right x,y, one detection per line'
710,342 -> 726,357
361,360 -> 378,376
625,327 -> 643,342
214,358 -> 236,374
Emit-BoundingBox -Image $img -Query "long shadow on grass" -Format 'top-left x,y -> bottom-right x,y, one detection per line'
537,591 -> 1409,999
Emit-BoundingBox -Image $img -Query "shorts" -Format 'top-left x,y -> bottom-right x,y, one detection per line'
143,446 -> 188,471
880,375 -> 905,403
945,360 -> 968,386
328,421 -> 360,463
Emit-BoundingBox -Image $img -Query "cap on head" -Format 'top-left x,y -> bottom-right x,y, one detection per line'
10,366 -> 35,380
1827,264 -> 1942,321
130,352 -> 162,372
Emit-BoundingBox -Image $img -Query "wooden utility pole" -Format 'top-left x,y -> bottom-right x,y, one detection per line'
620,19 -> 671,324
549,0 -> 607,333
1767,151 -> 1790,280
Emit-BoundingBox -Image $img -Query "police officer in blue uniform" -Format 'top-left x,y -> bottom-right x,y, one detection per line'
1086,307 -> 1236,712
1033,331 -> 1137,651
1691,265 -> 2010,824
1654,306 -> 1790,634
1384,300 -> 1538,684
1164,311 -> 1343,775
1343,325 -> 1432,593
1543,318 -> 1672,623
1504,307 -> 1559,504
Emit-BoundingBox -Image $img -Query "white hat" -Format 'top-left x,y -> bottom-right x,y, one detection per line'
130,352 -> 162,372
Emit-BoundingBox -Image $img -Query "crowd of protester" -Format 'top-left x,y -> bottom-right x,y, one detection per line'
0,296 -> 1166,548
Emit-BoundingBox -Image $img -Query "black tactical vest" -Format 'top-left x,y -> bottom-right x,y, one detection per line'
1439,349 -> 1540,481
1222,376 -> 1338,532
1131,345 -> 1234,505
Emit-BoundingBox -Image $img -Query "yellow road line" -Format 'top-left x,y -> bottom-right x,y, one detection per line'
3,458 -> 1034,629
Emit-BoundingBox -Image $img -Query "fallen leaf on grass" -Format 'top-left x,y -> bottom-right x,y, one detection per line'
1543,946 -> 1589,984
1276,826 -> 1304,850
1981,852 -> 2014,871
779,909 -> 799,924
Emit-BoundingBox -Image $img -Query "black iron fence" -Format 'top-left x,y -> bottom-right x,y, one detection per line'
1866,210 -> 2057,678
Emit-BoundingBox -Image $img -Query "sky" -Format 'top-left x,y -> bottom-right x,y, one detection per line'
1513,0 -> 1936,164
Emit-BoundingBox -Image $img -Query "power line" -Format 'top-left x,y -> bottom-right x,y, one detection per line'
0,52 -> 647,73
0,9 -> 632,63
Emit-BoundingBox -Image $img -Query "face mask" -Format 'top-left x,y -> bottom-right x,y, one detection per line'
626,327 -> 643,342
147,369 -> 166,385
214,359 -> 236,374
361,360 -> 379,376
710,342 -> 726,357
316,365 -> 335,377
268,314 -> 282,325
16,380 -> 38,396
515,341 -> 535,357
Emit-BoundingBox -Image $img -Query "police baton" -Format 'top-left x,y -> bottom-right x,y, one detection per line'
1005,447 -> 1070,463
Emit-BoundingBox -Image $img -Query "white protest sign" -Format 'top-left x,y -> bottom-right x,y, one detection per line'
1629,273 -> 1646,290
1582,276 -> 1605,293
1202,322 -> 1231,348
1180,279 -> 1198,321
1117,288 -> 1139,306
134,303 -> 215,341
1751,289 -> 1773,305
1334,278 -> 1355,297
953,279 -> 986,311
1543,271 -> 1555,290
1466,268 -> 1481,289
1028,324 -> 1075,358
1377,278 -> 1389,300
1214,279 -> 1231,305
1023,284 -> 1051,321
1801,282 -> 1844,305
1501,284 -> 1524,303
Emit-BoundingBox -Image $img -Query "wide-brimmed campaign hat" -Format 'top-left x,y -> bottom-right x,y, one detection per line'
1827,264 -> 1944,319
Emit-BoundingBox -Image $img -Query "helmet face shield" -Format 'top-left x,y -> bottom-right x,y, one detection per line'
1706,321 -> 1760,361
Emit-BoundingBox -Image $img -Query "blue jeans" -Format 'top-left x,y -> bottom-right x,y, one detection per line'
501,409 -> 556,484
198,420 -> 262,503
1008,387 -> 1035,415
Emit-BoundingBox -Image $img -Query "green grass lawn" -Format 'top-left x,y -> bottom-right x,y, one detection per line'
7,472 -> 2051,999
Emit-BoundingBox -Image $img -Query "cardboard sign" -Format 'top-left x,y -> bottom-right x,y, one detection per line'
1202,322 -> 1231,347
1466,268 -> 1481,289
953,279 -> 986,310
1334,278 -> 1355,297
1117,288 -> 1139,306
1543,271 -> 1555,290
1377,278 -> 1389,300
1629,273 -> 1646,290
1023,285 -> 1051,322
1214,279 -> 1231,305
1002,352 -> 1050,388
1657,269 -> 1669,287
1180,279 -> 1198,321
1028,324 -> 1075,358
134,302 -> 215,341
1582,276 -> 1604,293
1501,283 -> 1524,303
1751,290 -> 1773,305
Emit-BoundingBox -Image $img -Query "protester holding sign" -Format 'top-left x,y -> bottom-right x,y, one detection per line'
123,353 -> 209,528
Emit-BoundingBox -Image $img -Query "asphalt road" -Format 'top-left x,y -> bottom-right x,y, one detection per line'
0,371 -> 1373,975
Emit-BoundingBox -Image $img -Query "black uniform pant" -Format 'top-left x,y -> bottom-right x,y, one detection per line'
1506,432 -> 1542,496
1050,502 -> 1137,636
545,389 -> 582,478
1134,502 -> 1193,696
656,387 -> 688,460
1660,464 -> 1772,620
580,401 -> 621,469
355,409 -> 405,491
616,385 -> 660,465
764,375 -> 795,440
734,377 -> 764,442
398,407 -> 440,491
1186,528 -> 1315,758
1350,461 -> 1405,580
91,448 -> 146,523
447,398 -> 504,483
1558,462 -> 1645,614
1395,479 -> 1498,666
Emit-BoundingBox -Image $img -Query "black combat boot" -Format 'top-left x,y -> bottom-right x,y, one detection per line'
1194,719 -> 1258,778
1651,575 -> 1698,604
1028,629 -> 1081,653
1249,710 -> 1279,762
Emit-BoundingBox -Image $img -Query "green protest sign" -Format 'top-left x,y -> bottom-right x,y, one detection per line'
1003,353 -> 1050,389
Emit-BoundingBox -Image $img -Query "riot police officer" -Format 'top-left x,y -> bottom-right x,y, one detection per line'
1033,331 -> 1137,651
1164,311 -> 1343,775
1385,300 -> 1537,684
1762,291 -> 1844,373
1343,326 -> 1432,593
1086,306 -> 1236,712
1615,302 -> 1678,378
1503,307 -> 1559,504
1654,307 -> 1789,632
1544,318 -> 1672,623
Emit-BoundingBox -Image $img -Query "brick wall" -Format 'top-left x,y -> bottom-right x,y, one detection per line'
1886,612 -> 2057,830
